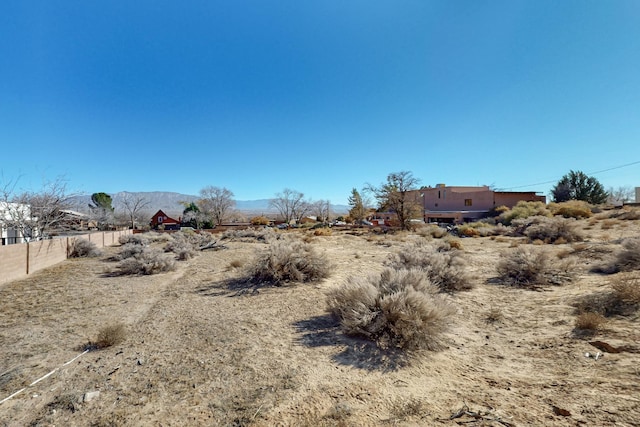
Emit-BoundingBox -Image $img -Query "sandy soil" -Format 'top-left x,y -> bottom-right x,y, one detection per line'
1,218 -> 639,426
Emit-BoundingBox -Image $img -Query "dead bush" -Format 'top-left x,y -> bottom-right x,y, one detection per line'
68,239 -> 102,258
388,241 -> 472,292
94,323 -> 126,349
615,238 -> 640,272
574,312 -> 606,331
611,275 -> 640,305
313,227 -> 332,236
496,247 -> 573,287
117,243 -> 146,260
327,268 -> 454,351
574,275 -> 640,317
248,240 -> 330,285
221,227 -> 279,242
116,247 -> 177,275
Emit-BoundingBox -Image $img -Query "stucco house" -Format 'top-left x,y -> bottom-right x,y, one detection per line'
409,184 -> 546,224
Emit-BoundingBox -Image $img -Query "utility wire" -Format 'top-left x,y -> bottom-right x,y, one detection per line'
503,160 -> 640,190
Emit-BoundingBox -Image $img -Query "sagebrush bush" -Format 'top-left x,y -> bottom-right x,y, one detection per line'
549,200 -> 592,219
522,216 -> 583,244
497,246 -> 573,287
327,268 -> 454,350
415,225 -> 448,239
221,227 -> 279,242
615,238 -> 640,272
119,234 -> 148,245
498,201 -> 551,225
388,241 -> 472,292
611,275 -> 640,305
248,240 -> 330,285
116,247 -> 176,275
117,243 -> 146,260
69,239 -> 102,258
94,323 -> 126,349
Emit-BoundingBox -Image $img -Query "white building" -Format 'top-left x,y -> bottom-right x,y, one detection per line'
0,202 -> 33,245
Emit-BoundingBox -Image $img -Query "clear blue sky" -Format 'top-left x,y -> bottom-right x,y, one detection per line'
1,1 -> 639,205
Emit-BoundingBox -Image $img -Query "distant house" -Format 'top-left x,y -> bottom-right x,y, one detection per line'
150,210 -> 181,230
0,202 -> 33,245
408,184 -> 546,224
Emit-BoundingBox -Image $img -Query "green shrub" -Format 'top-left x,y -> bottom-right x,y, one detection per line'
327,268 -> 454,350
69,239 -> 102,258
248,240 -> 330,285
388,241 -> 472,292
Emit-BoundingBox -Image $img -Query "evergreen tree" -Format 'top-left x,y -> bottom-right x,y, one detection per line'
551,170 -> 608,204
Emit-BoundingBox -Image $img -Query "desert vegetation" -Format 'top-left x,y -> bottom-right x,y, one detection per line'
1,211 -> 639,426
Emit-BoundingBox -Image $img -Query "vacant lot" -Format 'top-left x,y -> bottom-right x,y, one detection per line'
1,217 -> 639,426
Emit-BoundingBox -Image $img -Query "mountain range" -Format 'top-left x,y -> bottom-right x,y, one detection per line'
69,191 -> 349,217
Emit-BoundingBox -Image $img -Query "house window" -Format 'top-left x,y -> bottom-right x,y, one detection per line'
158,216 -> 163,223
438,190 -> 441,199
464,199 -> 472,206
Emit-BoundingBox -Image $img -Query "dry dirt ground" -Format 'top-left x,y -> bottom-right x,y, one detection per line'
1,217 -> 639,426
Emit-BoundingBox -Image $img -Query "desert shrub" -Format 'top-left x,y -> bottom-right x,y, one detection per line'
313,227 -> 332,236
498,201 -> 551,225
619,208 -> 640,220
116,247 -> 176,275
94,323 -> 126,349
247,240 -> 330,285
456,224 -> 480,237
119,234 -> 148,245
615,238 -> 640,272
117,243 -> 146,260
549,200 -> 592,219
163,231 -> 209,260
145,232 -> 173,243
522,216 -> 583,244
496,247 -> 573,287
327,268 -> 454,351
250,216 -> 271,225
221,227 -> 279,242
574,312 -> 606,331
415,225 -> 448,239
69,239 -> 102,258
574,275 -> 640,317
388,241 -> 472,292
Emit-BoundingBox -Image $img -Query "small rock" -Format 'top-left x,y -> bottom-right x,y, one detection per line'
83,391 -> 100,402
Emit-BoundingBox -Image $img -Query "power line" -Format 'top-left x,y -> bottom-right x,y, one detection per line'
503,160 -> 640,191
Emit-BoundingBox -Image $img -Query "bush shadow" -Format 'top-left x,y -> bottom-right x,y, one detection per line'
293,314 -> 411,372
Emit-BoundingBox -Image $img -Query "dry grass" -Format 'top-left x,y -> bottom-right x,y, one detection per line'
247,239 -> 331,285
574,312 -> 606,332
611,275 -> 640,305
313,227 -> 332,236
388,241 -> 472,292
415,224 -> 448,239
327,268 -> 454,351
118,234 -> 148,245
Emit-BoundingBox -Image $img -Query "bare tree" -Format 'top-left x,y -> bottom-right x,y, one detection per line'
607,186 -> 634,205
366,171 -> 422,230
122,192 -> 151,229
269,188 -> 308,224
198,186 -> 235,226
311,199 -> 331,223
1,177 -> 73,240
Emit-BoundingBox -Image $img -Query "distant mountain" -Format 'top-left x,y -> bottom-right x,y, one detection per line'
68,192 -> 348,217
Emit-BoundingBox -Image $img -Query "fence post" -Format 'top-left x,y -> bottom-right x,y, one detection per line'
26,242 -> 30,275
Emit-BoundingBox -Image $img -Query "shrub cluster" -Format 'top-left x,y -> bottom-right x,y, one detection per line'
327,268 -> 454,350
520,216 -> 583,244
221,227 -> 279,242
247,240 -> 330,285
68,238 -> 102,258
163,231 -> 215,260
496,246 -> 573,287
415,225 -> 448,239
594,238 -> 640,274
497,201 -> 551,225
119,234 -> 148,246
388,241 -> 472,292
549,200 -> 592,219
116,247 -> 176,275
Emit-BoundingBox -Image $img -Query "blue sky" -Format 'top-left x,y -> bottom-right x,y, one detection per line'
1,1 -> 639,205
